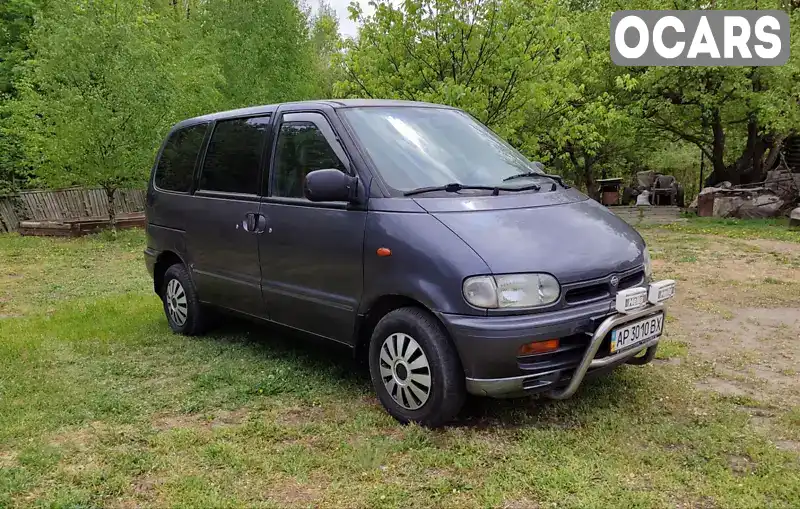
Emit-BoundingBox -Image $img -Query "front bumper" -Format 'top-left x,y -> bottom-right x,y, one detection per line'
439,302 -> 665,399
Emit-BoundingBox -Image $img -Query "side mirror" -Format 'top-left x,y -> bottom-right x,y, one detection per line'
303,169 -> 358,203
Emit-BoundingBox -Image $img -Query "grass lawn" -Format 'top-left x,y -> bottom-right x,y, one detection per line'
1,222 -> 799,508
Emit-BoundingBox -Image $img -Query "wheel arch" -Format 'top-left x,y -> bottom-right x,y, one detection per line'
153,250 -> 186,297
354,294 -> 459,365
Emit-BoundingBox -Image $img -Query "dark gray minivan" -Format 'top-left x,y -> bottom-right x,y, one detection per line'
145,100 -> 675,426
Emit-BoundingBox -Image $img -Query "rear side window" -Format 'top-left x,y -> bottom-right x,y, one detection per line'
154,123 -> 208,192
199,116 -> 271,195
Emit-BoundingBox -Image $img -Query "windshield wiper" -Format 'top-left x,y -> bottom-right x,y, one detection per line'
503,172 -> 570,189
404,182 -> 540,197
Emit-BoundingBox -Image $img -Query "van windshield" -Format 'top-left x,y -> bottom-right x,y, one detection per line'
340,106 -> 543,193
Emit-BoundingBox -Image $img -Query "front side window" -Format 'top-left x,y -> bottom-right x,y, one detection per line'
154,123 -> 208,192
340,107 -> 542,192
272,119 -> 347,199
199,116 -> 271,195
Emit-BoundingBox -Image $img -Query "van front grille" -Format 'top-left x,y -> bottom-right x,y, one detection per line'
563,269 -> 645,306
618,270 -> 644,290
564,284 -> 609,304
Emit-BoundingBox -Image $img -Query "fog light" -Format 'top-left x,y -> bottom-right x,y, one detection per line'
518,339 -> 560,356
615,287 -> 648,314
648,279 -> 676,304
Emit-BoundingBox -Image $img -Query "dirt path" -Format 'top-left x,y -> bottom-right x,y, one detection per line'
646,231 -> 800,451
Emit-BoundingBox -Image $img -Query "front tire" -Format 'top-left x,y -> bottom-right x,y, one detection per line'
162,264 -> 207,335
368,307 -> 465,427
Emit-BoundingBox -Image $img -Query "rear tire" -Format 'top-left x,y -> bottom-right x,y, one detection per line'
368,307 -> 465,427
162,264 -> 207,336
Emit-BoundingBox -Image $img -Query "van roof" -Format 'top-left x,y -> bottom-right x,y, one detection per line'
174,99 -> 453,129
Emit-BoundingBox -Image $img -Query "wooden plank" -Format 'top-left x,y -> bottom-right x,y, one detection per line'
19,212 -> 144,237
0,202 -> 7,233
8,188 -> 146,226
81,189 -> 92,217
97,189 -> 109,217
609,206 -> 682,226
50,191 -> 64,219
124,190 -> 135,212
86,189 -> 96,217
9,200 -> 20,230
53,190 -> 68,219
116,191 -> 127,214
60,189 -> 73,217
60,190 -> 74,218
133,189 -> 145,211
35,193 -> 49,220
67,189 -> 82,217
50,191 -> 64,220
89,189 -> 102,217
24,193 -> 43,221
0,199 -> 19,232
38,191 -> 53,219
17,194 -> 33,220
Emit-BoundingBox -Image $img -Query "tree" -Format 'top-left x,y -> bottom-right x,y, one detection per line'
0,0 -> 44,193
616,0 -> 800,186
310,0 -> 342,98
15,0 -> 211,229
7,0 -> 321,227
198,0 -> 319,109
521,5 -> 647,196
337,0 -> 649,196
0,0 -> 42,95
336,0 -> 568,140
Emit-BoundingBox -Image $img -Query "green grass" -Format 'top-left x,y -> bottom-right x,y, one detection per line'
1,229 -> 799,508
650,217 -> 800,243
0,229 -> 148,317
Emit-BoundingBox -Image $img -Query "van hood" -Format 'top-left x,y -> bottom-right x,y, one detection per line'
418,193 -> 645,283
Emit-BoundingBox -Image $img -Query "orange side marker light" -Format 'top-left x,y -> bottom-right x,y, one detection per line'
518,339 -> 560,356
377,247 -> 392,257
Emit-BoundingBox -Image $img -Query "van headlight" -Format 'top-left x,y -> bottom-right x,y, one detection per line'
643,248 -> 653,281
463,273 -> 560,309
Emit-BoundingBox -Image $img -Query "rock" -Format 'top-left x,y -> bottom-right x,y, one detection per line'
791,207 -> 800,227
696,187 -> 722,217
740,194 -> 784,218
713,192 -> 784,219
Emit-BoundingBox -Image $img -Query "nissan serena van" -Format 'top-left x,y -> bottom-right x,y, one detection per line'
145,100 -> 675,427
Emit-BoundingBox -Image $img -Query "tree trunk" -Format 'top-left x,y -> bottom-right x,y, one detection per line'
583,162 -> 598,200
105,187 -> 117,232
763,134 -> 786,171
710,108 -> 729,184
566,146 -> 598,200
730,118 -> 773,184
719,70 -> 776,186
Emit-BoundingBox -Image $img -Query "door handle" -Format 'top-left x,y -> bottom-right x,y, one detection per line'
254,213 -> 268,234
243,212 -> 257,232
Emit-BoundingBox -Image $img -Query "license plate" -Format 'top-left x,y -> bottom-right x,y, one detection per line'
610,313 -> 664,353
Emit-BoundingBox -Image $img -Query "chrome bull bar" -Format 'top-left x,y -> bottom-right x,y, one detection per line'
546,303 -> 665,400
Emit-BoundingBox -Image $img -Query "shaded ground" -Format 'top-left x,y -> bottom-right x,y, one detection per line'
0,223 -> 799,508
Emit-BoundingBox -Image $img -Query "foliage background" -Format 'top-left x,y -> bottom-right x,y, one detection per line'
1,0 -> 799,200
